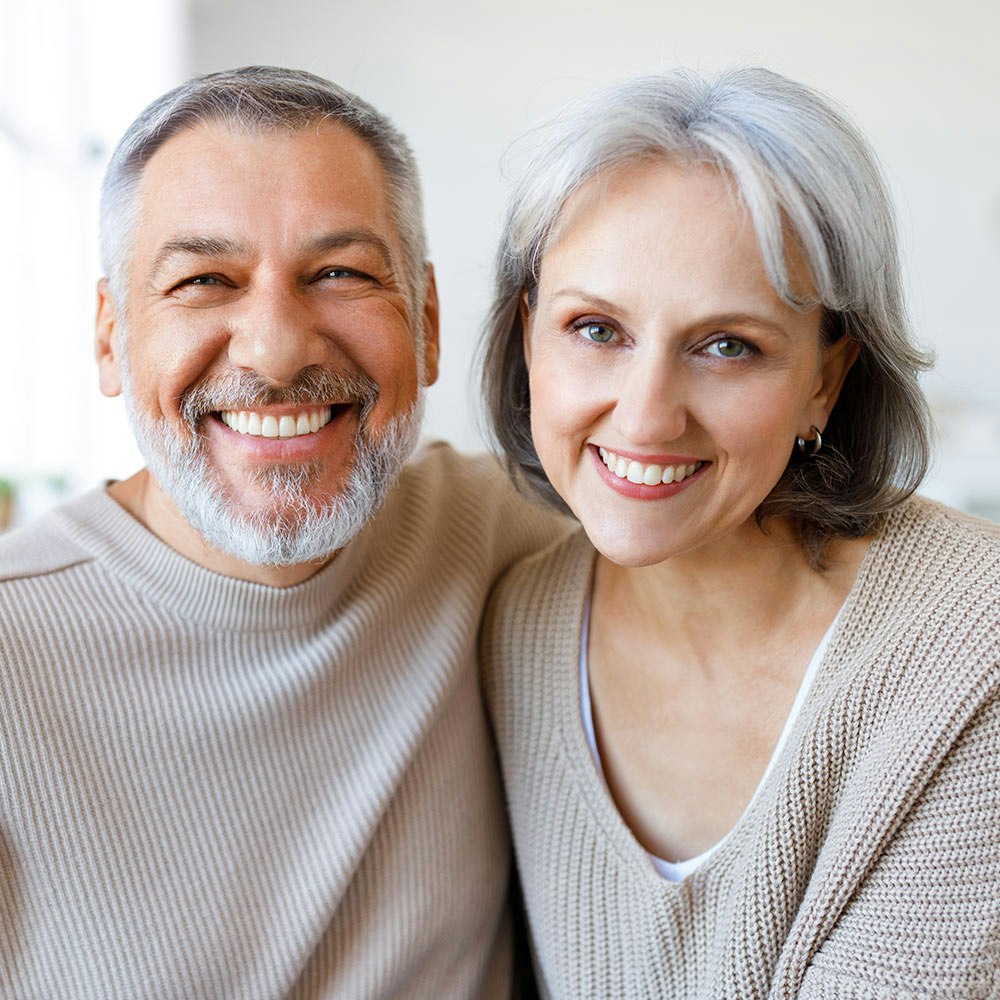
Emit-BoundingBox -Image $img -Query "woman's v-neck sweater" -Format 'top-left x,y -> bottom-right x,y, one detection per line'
483,497 -> 1000,999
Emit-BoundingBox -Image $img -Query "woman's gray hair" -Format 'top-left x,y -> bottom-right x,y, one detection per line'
481,67 -> 933,566
100,65 -> 428,320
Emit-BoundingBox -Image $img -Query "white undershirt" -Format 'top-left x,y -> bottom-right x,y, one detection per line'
579,598 -> 841,882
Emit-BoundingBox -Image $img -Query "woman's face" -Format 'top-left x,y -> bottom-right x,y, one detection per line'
523,160 -> 856,568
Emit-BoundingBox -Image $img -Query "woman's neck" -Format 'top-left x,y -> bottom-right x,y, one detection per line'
585,517 -> 870,861
592,517 -> 868,671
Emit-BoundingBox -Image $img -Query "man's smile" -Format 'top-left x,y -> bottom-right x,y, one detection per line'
218,404 -> 337,438
203,400 -> 360,464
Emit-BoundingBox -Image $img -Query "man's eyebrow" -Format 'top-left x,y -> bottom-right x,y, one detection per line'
302,229 -> 397,272
148,229 -> 398,283
150,236 -> 246,281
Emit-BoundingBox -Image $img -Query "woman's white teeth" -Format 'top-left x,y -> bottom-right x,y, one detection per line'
598,447 -> 703,485
219,408 -> 333,438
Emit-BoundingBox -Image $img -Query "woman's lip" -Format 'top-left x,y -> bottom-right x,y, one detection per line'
590,443 -> 704,465
590,445 -> 708,498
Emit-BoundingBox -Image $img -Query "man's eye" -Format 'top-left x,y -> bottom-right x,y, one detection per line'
575,322 -> 616,344
321,268 -> 362,280
705,338 -> 751,359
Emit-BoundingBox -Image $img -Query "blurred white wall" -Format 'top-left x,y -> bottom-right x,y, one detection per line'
4,0 -> 999,523
1,0 -> 184,522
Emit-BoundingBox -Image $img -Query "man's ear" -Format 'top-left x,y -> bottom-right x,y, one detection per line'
519,291 -> 533,370
95,278 -> 123,398
419,264 -> 440,387
805,334 -> 859,434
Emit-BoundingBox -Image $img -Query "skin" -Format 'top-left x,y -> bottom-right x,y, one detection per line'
523,160 -> 867,861
94,122 -> 439,587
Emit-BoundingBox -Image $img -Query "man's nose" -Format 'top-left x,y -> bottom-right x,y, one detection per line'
612,353 -> 688,446
227,283 -> 330,385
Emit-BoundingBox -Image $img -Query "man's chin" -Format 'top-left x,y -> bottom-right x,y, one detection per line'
124,378 -> 424,568
171,474 -> 374,567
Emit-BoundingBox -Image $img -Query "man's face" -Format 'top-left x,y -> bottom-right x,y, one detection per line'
96,122 -> 438,567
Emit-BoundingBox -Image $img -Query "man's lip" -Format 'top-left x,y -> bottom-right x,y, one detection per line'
213,403 -> 340,419
209,402 -> 357,440
203,403 -> 358,459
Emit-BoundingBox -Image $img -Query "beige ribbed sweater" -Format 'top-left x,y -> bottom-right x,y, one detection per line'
483,497 -> 1000,999
0,443 -> 564,1000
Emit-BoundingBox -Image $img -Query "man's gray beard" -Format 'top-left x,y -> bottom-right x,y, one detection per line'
118,351 -> 423,567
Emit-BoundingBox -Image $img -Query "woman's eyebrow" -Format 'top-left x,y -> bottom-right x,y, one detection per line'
550,288 -> 621,314
550,288 -> 792,337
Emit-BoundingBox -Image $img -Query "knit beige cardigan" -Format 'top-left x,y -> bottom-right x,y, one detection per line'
483,497 -> 1000,999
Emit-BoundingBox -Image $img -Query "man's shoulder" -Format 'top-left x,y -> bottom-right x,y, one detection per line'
372,440 -> 573,578
396,440 -> 511,497
0,499 -> 94,585
392,439 -> 561,530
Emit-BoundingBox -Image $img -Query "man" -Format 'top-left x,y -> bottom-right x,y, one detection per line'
0,67 -> 558,998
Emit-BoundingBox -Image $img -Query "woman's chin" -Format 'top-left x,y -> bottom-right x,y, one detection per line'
582,526 -> 682,569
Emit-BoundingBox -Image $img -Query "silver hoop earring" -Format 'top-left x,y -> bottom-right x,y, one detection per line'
796,425 -> 822,457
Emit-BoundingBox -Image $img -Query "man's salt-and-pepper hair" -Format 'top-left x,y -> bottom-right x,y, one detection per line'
482,67 -> 933,566
99,65 -> 428,319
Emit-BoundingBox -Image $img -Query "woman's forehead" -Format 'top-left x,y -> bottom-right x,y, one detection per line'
540,158 -> 817,309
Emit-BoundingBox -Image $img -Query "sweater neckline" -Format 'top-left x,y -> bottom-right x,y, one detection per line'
553,509 -> 902,888
51,487 -> 371,632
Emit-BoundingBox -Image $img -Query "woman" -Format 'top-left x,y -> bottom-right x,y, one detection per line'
480,68 -> 1000,998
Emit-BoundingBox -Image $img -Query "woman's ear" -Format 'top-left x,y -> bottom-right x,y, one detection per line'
95,278 -> 123,398
806,335 -> 859,432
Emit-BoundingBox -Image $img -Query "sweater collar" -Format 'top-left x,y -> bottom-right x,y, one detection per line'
52,486 -> 372,632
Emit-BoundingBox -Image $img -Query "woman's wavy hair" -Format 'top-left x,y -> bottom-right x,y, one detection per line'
481,67 -> 933,567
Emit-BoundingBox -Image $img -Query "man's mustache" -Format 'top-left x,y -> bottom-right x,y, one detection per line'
178,366 -> 379,430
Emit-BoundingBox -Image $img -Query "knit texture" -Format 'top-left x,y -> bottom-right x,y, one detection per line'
482,497 -> 1000,999
0,442 -> 567,1000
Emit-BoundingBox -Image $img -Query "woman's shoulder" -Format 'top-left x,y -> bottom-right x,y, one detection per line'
874,495 -> 1000,597
843,494 -> 999,717
899,493 -> 1000,538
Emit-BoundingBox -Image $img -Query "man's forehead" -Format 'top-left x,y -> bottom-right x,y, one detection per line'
130,119 -> 402,264
143,116 -> 382,169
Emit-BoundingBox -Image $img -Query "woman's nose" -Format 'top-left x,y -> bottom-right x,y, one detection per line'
612,355 -> 688,446
226,283 -> 330,385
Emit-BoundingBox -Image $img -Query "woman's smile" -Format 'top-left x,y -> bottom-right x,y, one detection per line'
592,444 -> 707,497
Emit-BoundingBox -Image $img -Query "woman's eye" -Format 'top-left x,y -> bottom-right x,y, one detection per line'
576,322 -> 616,344
706,338 -> 750,359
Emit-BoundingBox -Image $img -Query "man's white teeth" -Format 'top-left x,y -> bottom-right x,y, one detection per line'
598,447 -> 703,485
219,408 -> 333,438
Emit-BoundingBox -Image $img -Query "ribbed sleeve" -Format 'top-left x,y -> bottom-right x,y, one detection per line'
483,497 -> 1000,999
0,442 -> 566,1000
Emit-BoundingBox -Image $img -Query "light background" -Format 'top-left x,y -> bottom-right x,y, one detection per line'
3,0 -> 999,524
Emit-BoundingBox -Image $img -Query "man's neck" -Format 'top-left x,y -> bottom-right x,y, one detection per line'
107,470 -> 334,588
